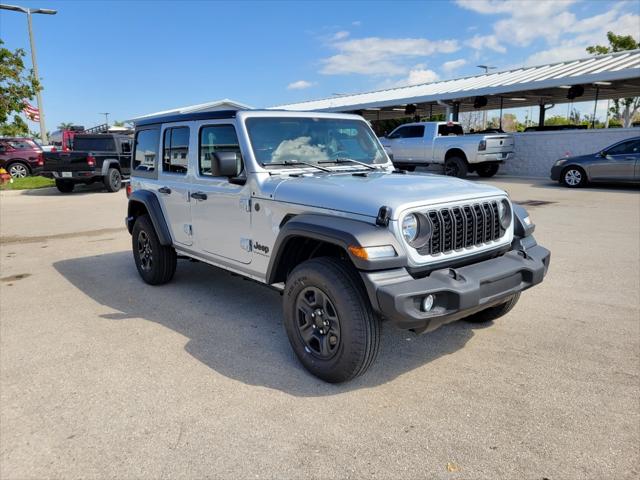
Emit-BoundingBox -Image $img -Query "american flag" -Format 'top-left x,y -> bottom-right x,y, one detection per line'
23,100 -> 40,122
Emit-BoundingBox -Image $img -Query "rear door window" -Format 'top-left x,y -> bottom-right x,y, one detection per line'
162,127 -> 190,174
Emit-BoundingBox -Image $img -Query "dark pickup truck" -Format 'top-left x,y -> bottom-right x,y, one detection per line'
42,134 -> 132,193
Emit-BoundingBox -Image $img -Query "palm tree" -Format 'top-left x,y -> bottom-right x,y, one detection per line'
57,122 -> 74,131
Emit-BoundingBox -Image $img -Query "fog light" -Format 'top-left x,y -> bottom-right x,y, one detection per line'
421,294 -> 435,312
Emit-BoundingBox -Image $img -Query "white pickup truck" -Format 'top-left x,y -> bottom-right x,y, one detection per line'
380,121 -> 514,178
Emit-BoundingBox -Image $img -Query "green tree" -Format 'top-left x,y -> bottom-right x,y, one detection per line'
57,122 -> 74,130
587,32 -> 639,127
112,120 -> 125,127
0,40 -> 41,137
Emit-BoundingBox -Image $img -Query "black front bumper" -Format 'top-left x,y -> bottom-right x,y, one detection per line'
550,165 -> 563,181
361,242 -> 550,334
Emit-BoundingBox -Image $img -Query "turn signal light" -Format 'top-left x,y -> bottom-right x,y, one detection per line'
348,245 -> 396,260
125,183 -> 132,198
37,152 -> 44,166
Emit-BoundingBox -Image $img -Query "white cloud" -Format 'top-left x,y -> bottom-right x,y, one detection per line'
332,30 -> 349,41
458,0 -> 639,64
287,80 -> 315,90
442,58 -> 467,73
466,34 -> 506,53
320,36 -> 459,76
525,11 -> 640,65
352,20 -> 362,26
379,65 -> 440,89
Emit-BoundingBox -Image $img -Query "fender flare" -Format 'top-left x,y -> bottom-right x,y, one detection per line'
266,213 -> 406,283
101,159 -> 121,176
126,189 -> 172,246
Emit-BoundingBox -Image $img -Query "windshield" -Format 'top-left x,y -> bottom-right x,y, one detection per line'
245,117 -> 387,167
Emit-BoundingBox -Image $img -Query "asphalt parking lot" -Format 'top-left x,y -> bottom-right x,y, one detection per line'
1,178 -> 639,479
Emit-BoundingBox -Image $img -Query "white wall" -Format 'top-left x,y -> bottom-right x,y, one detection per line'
501,128 -> 639,177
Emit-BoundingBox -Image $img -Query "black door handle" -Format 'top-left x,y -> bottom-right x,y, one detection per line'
158,186 -> 171,194
191,191 -> 207,201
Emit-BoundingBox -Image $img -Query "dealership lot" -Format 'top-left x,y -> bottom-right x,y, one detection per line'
1,179 -> 638,479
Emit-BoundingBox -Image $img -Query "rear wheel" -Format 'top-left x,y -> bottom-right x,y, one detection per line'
283,257 -> 380,383
476,163 -> 499,178
55,180 -> 75,193
465,293 -> 520,323
8,162 -> 29,178
132,214 -> 177,285
104,167 -> 122,192
561,166 -> 587,188
444,156 -> 468,178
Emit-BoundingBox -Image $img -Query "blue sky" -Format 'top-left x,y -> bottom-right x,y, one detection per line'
1,0 -> 638,132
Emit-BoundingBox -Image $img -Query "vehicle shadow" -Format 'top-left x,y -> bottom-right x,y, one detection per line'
53,251 -> 481,396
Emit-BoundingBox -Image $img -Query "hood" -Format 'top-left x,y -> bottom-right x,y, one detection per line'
267,171 -> 506,219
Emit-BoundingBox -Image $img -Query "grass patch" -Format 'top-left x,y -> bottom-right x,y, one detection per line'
0,176 -> 55,191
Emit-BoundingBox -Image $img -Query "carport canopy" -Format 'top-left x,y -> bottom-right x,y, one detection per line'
273,49 -> 640,124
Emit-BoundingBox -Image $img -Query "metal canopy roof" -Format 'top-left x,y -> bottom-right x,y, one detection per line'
273,50 -> 640,119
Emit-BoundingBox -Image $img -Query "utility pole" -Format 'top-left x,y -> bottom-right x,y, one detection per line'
99,112 -> 110,126
1,4 -> 57,145
477,65 -> 496,129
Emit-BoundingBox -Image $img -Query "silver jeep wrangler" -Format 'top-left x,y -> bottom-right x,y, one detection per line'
126,109 -> 550,383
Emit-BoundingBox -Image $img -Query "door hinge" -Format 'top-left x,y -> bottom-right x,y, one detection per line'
240,238 -> 252,252
239,198 -> 251,212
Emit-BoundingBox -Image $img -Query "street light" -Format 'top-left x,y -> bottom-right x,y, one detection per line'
477,65 -> 496,129
0,3 -> 57,145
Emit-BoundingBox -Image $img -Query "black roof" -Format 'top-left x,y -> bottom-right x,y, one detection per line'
134,110 -> 238,127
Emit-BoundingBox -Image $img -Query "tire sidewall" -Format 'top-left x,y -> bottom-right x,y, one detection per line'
105,168 -> 122,192
562,166 -> 586,187
445,157 -> 468,178
132,216 -> 162,283
283,259 -> 373,382
8,162 -> 29,178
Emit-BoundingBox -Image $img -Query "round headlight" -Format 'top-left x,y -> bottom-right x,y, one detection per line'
497,199 -> 512,229
402,214 -> 418,243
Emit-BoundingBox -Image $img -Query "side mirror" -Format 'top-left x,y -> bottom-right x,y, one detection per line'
599,150 -> 607,158
212,151 -> 241,177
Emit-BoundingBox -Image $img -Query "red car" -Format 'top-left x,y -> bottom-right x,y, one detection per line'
0,137 -> 44,178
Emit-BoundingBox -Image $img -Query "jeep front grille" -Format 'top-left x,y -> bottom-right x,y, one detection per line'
416,200 -> 503,256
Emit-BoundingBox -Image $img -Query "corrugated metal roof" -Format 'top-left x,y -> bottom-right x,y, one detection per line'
274,50 -> 640,112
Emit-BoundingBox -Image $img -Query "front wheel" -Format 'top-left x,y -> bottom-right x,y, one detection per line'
465,293 -> 520,323
561,166 -> 587,188
104,167 -> 122,192
283,257 -> 380,383
476,163 -> 499,178
444,157 -> 468,178
132,215 -> 177,285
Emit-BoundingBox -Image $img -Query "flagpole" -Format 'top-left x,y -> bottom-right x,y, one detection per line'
26,9 -> 47,145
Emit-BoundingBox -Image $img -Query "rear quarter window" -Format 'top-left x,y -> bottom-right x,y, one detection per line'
133,128 -> 160,178
74,137 -> 116,151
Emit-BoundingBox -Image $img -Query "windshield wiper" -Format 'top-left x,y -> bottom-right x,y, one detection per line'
262,160 -> 332,172
319,158 -> 379,170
